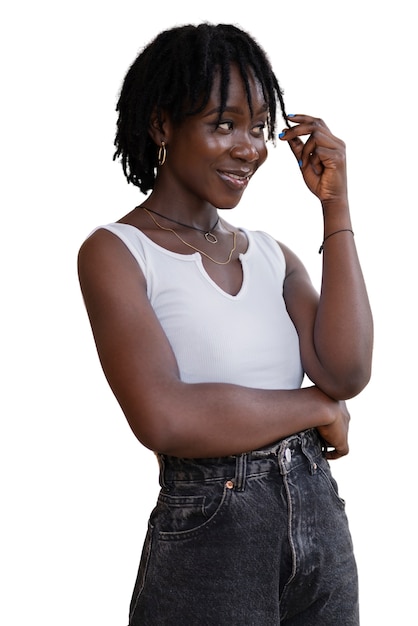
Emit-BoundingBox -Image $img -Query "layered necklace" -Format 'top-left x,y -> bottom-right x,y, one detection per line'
141,205 -> 220,243
141,206 -> 237,266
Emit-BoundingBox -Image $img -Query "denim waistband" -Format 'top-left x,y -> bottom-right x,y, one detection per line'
158,429 -> 324,490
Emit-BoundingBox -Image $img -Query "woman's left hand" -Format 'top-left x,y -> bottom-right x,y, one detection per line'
279,114 -> 348,205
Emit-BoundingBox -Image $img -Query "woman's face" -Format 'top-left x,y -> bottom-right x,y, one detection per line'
159,64 -> 269,210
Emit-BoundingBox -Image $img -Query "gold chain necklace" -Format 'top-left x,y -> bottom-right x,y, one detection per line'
143,207 -> 237,265
140,204 -> 220,243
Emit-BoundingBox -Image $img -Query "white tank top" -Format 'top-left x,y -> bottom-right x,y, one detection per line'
97,223 -> 303,390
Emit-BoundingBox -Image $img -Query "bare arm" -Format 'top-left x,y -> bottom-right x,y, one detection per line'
280,115 -> 373,400
78,228 -> 349,458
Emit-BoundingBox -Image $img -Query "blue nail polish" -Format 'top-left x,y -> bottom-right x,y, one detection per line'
287,113 -> 295,118
298,159 -> 303,168
278,132 -> 286,139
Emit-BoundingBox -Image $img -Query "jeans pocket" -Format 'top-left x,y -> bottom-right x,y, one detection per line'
128,523 -> 153,622
153,480 -> 233,541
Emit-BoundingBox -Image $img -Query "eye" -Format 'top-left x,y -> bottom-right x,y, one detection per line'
252,123 -> 266,136
216,120 -> 233,132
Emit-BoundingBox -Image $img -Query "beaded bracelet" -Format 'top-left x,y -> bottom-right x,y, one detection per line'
319,229 -> 354,254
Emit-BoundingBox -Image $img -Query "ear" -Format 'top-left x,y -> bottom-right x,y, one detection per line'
148,107 -> 172,145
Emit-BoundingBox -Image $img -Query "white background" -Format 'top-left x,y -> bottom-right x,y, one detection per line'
1,1 -> 416,624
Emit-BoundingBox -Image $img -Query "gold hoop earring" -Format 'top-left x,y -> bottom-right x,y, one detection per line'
158,141 -> 167,166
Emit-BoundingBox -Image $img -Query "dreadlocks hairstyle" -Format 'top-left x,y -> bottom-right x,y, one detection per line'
114,23 -> 289,194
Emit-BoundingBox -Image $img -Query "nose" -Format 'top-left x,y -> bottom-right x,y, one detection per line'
230,136 -> 260,163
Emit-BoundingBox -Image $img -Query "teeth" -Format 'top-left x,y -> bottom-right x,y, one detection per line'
226,173 -> 249,180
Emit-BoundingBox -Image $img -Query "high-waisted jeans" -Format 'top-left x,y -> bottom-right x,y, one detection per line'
128,429 -> 359,625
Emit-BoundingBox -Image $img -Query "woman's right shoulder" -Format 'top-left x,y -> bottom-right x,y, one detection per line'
80,222 -> 147,272
78,224 -> 147,296
79,225 -> 127,268
80,222 -> 139,251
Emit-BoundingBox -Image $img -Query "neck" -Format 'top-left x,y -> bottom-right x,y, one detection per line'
139,191 -> 219,233
141,204 -> 219,232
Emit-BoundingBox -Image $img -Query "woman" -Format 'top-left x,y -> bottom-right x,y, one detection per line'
78,23 -> 373,625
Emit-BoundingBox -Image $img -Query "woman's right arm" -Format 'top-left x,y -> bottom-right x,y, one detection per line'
78,229 -> 350,458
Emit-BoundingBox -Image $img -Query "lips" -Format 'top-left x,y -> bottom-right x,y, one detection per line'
217,169 -> 254,191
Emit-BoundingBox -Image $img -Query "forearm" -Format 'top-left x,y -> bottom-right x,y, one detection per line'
279,115 -> 373,399
312,200 -> 373,397
124,382 -> 338,458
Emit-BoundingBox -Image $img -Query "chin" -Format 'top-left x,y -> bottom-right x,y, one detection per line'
216,195 -> 245,211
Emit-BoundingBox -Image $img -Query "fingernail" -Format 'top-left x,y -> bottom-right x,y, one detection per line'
298,159 -> 303,168
278,132 -> 286,139
287,114 -> 295,118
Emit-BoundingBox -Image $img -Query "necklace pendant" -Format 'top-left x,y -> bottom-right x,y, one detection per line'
205,231 -> 218,244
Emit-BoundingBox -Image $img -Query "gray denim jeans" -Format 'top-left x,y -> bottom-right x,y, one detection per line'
128,429 -> 359,625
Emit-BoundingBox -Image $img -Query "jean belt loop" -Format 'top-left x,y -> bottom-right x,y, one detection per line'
278,440 -> 290,476
234,453 -> 247,492
301,432 -> 318,474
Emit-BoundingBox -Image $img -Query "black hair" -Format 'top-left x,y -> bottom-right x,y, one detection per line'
114,23 -> 289,194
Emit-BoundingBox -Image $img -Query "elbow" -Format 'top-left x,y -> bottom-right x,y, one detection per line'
123,404 -> 188,456
340,347 -> 374,399
309,338 -> 374,400
323,363 -> 372,401
126,413 -> 172,454
114,379 -> 197,456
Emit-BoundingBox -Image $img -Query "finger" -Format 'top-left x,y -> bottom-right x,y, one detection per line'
325,448 -> 340,460
308,146 -> 345,173
302,127 -> 343,148
279,122 -> 340,169
284,137 -> 324,175
284,115 -> 330,138
325,445 -> 349,460
299,135 -> 323,174
282,137 -> 326,175
283,133 -> 305,166
279,126 -> 346,183
307,152 -> 324,177
283,127 -> 342,151
286,114 -> 329,129
299,132 -> 346,173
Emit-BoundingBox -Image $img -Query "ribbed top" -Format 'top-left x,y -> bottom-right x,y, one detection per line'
97,223 -> 303,390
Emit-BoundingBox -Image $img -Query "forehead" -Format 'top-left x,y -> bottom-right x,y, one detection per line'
210,63 -> 266,106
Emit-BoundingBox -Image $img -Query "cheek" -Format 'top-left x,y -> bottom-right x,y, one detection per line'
204,134 -> 231,154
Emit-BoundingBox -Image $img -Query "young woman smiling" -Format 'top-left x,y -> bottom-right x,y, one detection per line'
78,23 -> 373,625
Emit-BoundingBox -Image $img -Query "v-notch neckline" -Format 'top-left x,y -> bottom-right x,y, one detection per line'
195,252 -> 247,298
118,222 -> 251,298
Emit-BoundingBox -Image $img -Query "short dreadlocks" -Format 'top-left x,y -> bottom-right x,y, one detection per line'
114,23 -> 289,194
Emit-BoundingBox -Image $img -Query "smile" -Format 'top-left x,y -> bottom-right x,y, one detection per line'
217,170 -> 252,191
